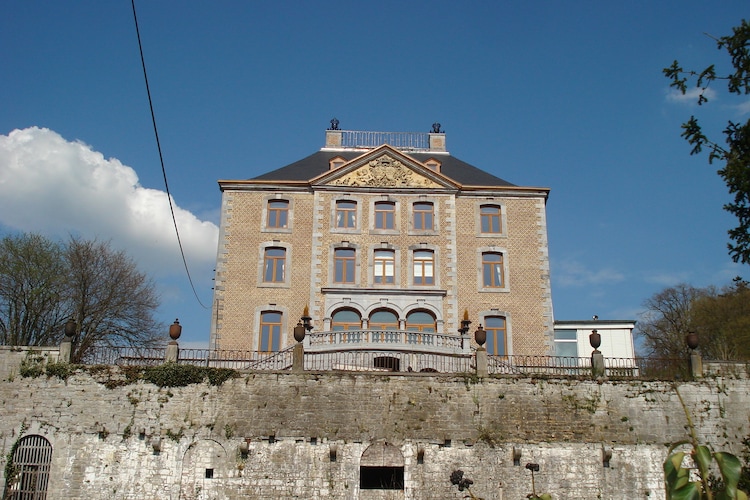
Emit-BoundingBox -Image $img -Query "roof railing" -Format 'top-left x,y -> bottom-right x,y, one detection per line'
325,129 -> 446,152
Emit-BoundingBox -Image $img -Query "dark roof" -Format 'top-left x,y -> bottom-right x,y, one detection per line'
251,150 -> 516,187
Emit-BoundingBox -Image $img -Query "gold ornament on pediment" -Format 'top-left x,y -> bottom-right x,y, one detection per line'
330,155 -> 440,188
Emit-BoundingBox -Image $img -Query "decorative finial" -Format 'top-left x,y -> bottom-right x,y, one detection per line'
329,118 -> 340,130
431,122 -> 442,133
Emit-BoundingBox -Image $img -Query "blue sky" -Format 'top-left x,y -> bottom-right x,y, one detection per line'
1,1 -> 748,347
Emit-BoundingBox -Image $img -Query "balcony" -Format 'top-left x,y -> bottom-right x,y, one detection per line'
304,330 -> 470,355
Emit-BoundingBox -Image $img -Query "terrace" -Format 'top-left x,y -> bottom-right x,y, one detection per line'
32,319 -> 741,381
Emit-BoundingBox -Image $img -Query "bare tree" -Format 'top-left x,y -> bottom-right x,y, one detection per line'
690,277 -> 750,360
637,283 -> 710,359
0,233 -> 163,360
638,280 -> 750,360
65,237 -> 162,362
0,233 -> 68,346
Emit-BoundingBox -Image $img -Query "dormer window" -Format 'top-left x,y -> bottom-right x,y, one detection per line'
424,158 -> 441,172
329,156 -> 347,170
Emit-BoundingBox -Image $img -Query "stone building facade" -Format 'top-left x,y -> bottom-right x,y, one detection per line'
211,127 -> 553,357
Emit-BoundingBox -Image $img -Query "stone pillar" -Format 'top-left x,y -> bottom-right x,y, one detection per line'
325,130 -> 342,148
293,343 -> 304,372
428,133 -> 446,152
591,351 -> 605,378
689,352 -> 703,379
59,339 -> 72,363
165,341 -> 179,363
475,347 -> 488,378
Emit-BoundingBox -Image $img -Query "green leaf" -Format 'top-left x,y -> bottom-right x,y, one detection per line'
694,445 -> 712,474
665,452 -> 696,497
669,481 -> 701,500
714,451 -> 742,497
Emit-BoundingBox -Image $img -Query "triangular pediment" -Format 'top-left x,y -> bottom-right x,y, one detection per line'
312,145 -> 458,190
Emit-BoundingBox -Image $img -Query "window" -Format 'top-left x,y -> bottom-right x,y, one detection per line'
8,435 -> 52,499
331,309 -> 362,331
554,329 -> 578,358
424,158 -> 441,171
406,310 -> 436,332
405,311 -> 436,332
259,311 -> 282,352
374,201 -> 395,230
482,252 -> 504,288
334,248 -> 356,284
480,205 -> 502,234
485,316 -> 507,356
413,250 -> 434,285
262,247 -> 286,283
413,202 -> 434,230
335,200 -> 357,228
369,310 -> 399,330
373,250 -> 395,284
266,200 -> 289,229
329,156 -> 346,170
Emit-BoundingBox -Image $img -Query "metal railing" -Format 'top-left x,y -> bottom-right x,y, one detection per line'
304,349 -> 473,373
81,345 -> 293,370
487,355 -> 685,380
76,344 -> 693,379
340,130 -> 431,151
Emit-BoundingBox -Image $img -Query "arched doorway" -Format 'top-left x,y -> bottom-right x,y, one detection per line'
360,442 -> 404,491
3,434 -> 52,500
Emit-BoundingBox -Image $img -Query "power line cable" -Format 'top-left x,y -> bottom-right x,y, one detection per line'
131,0 -> 209,310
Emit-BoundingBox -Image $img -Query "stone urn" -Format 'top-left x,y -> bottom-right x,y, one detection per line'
474,325 -> 486,347
169,319 -> 182,341
589,330 -> 601,350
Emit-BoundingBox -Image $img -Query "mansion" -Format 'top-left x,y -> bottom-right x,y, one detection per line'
210,124 -> 559,359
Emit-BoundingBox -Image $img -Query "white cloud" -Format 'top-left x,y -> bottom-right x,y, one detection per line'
666,86 -> 717,103
642,271 -> 690,287
735,99 -> 750,116
0,127 -> 219,276
553,259 -> 625,287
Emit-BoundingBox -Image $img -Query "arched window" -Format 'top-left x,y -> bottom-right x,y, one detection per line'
405,310 -> 436,332
413,250 -> 434,285
485,316 -> 507,356
482,252 -> 504,288
369,310 -> 399,330
373,250 -> 395,284
5,435 -> 52,499
266,200 -> 289,229
334,248 -> 356,284
480,204 -> 502,234
259,311 -> 282,352
262,247 -> 286,283
412,202 -> 434,230
335,200 -> 357,228
331,309 -> 362,331
374,201 -> 395,229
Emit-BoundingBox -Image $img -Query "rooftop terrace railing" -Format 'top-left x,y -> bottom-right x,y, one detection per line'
339,130 -> 431,151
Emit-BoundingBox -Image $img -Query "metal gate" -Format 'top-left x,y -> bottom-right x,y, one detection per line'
4,435 -> 52,500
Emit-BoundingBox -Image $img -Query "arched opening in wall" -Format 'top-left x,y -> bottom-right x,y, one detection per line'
331,308 -> 362,343
405,310 -> 436,347
369,309 -> 398,330
373,356 -> 400,372
3,434 -> 52,500
359,442 -> 404,490
179,439 -> 228,500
